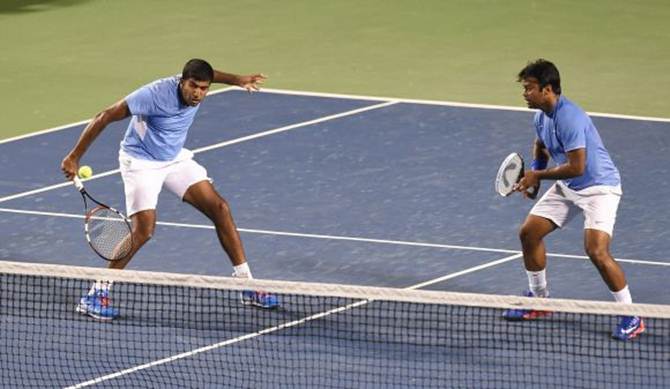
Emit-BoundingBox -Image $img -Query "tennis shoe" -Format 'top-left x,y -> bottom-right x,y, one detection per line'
76,289 -> 119,321
612,316 -> 645,341
502,290 -> 552,321
240,290 -> 280,309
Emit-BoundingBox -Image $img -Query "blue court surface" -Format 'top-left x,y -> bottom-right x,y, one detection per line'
0,89 -> 669,387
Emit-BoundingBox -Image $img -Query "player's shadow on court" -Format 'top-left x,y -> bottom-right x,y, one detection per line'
0,0 -> 90,14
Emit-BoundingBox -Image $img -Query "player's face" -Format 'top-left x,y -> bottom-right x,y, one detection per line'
520,78 -> 548,109
180,78 -> 211,106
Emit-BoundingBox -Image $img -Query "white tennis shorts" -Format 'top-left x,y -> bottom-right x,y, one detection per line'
119,149 -> 210,216
530,181 -> 622,236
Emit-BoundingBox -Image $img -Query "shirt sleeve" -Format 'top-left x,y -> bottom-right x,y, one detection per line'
557,116 -> 587,152
125,84 -> 156,116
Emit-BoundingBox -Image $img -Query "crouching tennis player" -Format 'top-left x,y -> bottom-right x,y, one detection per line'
502,59 -> 644,341
61,59 -> 279,320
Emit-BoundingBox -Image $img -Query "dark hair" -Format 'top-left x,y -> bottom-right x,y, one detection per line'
182,58 -> 214,82
517,59 -> 561,95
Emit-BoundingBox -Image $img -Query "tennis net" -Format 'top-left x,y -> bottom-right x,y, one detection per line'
1,260 -> 668,388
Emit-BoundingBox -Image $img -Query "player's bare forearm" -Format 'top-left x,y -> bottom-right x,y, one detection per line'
67,101 -> 129,159
212,70 -> 239,85
535,148 -> 585,180
517,148 -> 584,195
61,100 -> 129,179
213,70 -> 266,91
66,118 -> 105,161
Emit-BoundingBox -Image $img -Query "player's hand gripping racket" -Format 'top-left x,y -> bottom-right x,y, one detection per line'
495,153 -> 537,198
73,176 -> 133,261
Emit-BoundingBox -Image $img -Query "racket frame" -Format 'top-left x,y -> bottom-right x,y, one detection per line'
73,176 -> 133,262
495,153 -> 539,198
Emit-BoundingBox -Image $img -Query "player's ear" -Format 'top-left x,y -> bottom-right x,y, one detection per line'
541,84 -> 553,96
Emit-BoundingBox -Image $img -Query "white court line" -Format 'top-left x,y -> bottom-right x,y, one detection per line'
0,87 -> 237,145
191,100 -> 398,154
2,86 -> 667,146
0,170 -> 120,204
1,88 -> 666,202
259,88 -> 670,123
0,100 -> 397,205
65,252 -> 520,388
408,253 -> 522,289
0,207 -> 667,267
0,119 -> 92,145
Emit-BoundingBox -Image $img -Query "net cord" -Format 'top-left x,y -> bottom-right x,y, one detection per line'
1,260 -> 669,318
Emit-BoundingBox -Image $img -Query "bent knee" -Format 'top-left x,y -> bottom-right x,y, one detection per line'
519,224 -> 541,243
133,226 -> 155,244
519,217 -> 555,243
585,246 -> 611,262
212,198 -> 232,218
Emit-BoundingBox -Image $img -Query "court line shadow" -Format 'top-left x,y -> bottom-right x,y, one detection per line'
0,0 -> 91,14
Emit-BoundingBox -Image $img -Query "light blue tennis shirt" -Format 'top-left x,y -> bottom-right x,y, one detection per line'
121,76 -> 199,161
533,95 -> 620,190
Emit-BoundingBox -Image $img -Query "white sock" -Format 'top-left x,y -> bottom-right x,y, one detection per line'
87,280 -> 112,295
233,262 -> 253,279
526,269 -> 548,297
611,285 -> 633,304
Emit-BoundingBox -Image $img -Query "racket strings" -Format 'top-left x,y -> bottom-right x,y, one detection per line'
495,154 -> 523,196
87,208 -> 132,260
503,161 -> 521,187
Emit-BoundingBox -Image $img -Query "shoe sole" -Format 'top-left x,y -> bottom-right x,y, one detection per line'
503,310 -> 552,321
240,299 -> 280,309
75,304 -> 116,322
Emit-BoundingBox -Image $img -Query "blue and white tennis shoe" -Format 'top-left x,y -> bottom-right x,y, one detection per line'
240,290 -> 280,309
612,316 -> 645,341
502,290 -> 552,321
76,289 -> 119,321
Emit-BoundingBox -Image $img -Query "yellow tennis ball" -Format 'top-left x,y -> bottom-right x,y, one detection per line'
78,165 -> 93,179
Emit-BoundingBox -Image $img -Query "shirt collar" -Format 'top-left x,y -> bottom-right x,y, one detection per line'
547,95 -> 564,119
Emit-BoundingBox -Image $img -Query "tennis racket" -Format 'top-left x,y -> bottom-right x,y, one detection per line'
73,176 -> 133,261
495,152 -> 537,198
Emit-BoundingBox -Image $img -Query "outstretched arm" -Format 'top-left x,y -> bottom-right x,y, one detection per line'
213,70 -> 266,92
60,99 -> 130,180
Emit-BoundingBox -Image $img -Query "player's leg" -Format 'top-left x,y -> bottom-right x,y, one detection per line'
182,180 -> 247,266
584,229 -> 625,292
519,215 -> 556,273
76,211 -> 156,321
522,183 -> 579,295
522,182 -> 578,293
114,154 -> 166,269
584,229 -> 644,340
579,185 -> 644,340
502,215 -> 556,321
579,185 -> 625,292
77,157 -> 165,320
108,209 -> 156,270
503,183 -> 575,321
165,158 -> 279,309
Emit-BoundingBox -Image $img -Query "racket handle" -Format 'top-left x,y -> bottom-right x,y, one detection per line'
72,176 -> 85,192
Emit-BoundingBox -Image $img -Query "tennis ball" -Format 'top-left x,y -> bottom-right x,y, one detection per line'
78,165 -> 93,179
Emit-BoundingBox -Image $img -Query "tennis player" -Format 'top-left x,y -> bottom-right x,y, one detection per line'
61,59 -> 279,320
502,59 -> 644,341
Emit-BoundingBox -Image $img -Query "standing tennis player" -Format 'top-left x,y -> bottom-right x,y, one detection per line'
61,59 -> 279,320
502,59 -> 644,341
